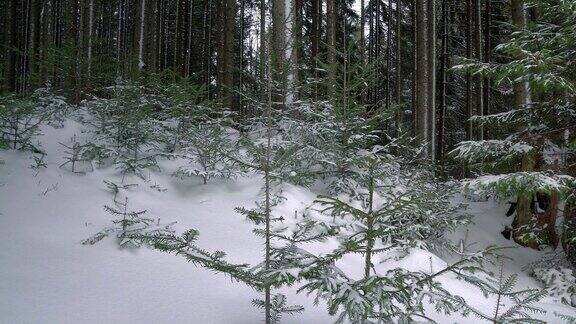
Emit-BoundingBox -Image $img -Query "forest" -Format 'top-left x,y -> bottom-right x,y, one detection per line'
0,0 -> 575,323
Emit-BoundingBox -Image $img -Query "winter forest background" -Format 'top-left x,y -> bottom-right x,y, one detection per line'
1,0 -> 576,323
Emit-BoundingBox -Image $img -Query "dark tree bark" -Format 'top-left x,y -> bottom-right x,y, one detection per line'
437,0 -> 448,168
271,0 -> 286,105
216,0 -> 236,110
427,0 -> 436,160
465,0 -> 473,141
66,0 -> 80,101
395,0 -> 401,106
483,0 -> 492,138
415,0 -> 429,155
326,0 -> 336,97
564,198 -> 576,267
5,0 -> 18,92
473,0 -> 483,140
510,0 -> 536,248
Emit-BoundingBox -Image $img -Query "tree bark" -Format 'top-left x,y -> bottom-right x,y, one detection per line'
563,197 -> 576,267
87,0 -> 94,81
216,0 -> 236,109
465,0 -> 473,141
134,0 -> 147,72
326,0 -> 336,98
474,0 -> 484,140
437,0 -> 448,168
311,0 -> 321,69
415,0 -> 429,156
29,0 -> 42,88
360,0 -> 365,62
510,0 -> 535,248
427,0 -> 436,161
386,0 -> 392,111
395,0 -> 402,107
484,0 -> 492,139
5,0 -> 18,92
67,0 -> 80,101
259,0 -> 266,100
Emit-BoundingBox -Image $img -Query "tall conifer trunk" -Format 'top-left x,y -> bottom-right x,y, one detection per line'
415,0 -> 429,156
6,0 -> 18,92
510,0 -> 536,248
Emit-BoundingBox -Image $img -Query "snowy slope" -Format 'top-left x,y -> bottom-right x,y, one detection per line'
0,120 -> 574,323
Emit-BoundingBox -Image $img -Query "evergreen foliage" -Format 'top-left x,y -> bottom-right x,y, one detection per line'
0,87 -> 69,153
81,81 -> 166,179
459,261 -> 547,323
82,198 -> 175,248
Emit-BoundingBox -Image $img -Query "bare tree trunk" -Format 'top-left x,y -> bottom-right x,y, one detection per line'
386,0 -> 392,111
87,0 -> 94,81
395,0 -> 402,107
285,0 -> 298,105
259,0 -> 266,100
292,0 -> 302,102
67,0 -> 80,102
360,0 -> 365,62
474,0 -> 484,140
415,0 -> 429,156
483,0 -> 491,139
465,0 -> 473,142
411,0 -> 416,134
326,0 -> 336,97
437,0 -> 448,169
204,0 -> 213,98
147,0 -> 158,74
311,0 -> 321,71
136,0 -> 147,72
5,0 -> 18,92
263,33 -> 273,324
511,0 -> 536,248
29,0 -> 42,88
563,196 -> 576,267
427,0 -> 436,161
185,0 -> 194,78
216,0 -> 236,109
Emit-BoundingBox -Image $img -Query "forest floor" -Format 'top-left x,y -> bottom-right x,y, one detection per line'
0,118 -> 574,323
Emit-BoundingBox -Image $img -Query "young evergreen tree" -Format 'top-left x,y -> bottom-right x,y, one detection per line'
452,0 -> 576,249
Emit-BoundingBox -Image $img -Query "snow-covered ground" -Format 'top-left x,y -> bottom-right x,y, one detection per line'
1,120 -> 574,323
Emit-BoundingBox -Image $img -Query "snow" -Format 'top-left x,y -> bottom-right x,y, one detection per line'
1,119 -> 575,323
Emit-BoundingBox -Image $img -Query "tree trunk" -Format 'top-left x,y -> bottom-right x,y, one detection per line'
67,0 -> 80,102
217,0 -> 236,110
263,43 -> 273,324
311,0 -> 321,76
135,0 -> 147,72
395,0 -> 402,108
292,0 -> 303,103
185,0 -> 194,78
427,0 -> 436,161
326,0 -> 336,98
474,0 -> 484,140
465,0 -> 473,142
484,0 -> 492,139
259,0 -> 266,100
29,0 -> 42,89
5,0 -> 18,92
87,0 -> 94,82
360,0 -> 365,62
411,0 -> 416,134
510,0 -> 535,248
386,0 -> 392,112
364,170 -> 375,279
563,197 -> 576,267
437,0 -> 448,169
415,0 -> 429,156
